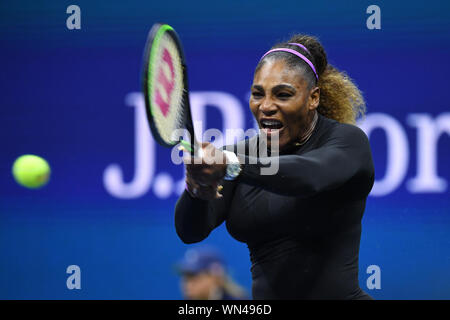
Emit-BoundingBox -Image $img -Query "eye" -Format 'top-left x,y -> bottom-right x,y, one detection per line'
277,92 -> 293,99
251,91 -> 264,99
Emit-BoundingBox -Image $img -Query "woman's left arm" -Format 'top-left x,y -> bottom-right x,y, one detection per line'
238,124 -> 375,197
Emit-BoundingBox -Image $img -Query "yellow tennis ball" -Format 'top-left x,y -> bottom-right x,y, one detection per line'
12,155 -> 51,189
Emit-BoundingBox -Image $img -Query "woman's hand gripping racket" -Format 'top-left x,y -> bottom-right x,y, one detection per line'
141,23 -> 225,198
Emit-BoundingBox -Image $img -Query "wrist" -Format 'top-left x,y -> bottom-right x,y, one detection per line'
222,150 -> 242,181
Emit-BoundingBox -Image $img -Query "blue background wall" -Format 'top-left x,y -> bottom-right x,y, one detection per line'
1,0 -> 449,299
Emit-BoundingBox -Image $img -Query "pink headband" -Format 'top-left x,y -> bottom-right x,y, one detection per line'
260,43 -> 318,80
288,42 -> 311,54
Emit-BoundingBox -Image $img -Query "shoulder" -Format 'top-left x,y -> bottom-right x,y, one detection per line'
319,116 -> 370,147
337,122 -> 370,143
320,116 -> 375,181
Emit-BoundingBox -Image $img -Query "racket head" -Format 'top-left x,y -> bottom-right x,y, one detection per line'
142,23 -> 194,148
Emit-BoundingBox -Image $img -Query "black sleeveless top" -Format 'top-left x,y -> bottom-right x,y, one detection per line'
174,114 -> 375,299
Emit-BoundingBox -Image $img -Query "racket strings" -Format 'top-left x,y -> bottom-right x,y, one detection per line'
150,33 -> 185,144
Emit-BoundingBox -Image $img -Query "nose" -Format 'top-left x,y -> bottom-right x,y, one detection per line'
260,98 -> 278,116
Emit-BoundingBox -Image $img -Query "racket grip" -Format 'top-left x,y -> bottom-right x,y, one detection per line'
179,139 -> 192,152
179,139 -> 205,158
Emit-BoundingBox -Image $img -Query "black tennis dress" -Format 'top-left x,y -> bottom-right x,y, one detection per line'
174,113 -> 375,299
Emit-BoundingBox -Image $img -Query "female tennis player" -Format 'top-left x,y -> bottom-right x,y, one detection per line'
174,34 -> 375,300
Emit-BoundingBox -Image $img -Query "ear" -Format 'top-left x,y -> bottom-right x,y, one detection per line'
308,86 -> 320,110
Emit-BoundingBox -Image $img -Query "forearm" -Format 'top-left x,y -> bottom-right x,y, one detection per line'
235,126 -> 372,197
238,151 -> 356,197
174,191 -> 214,243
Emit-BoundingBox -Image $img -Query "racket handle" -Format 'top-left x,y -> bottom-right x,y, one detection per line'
179,139 -> 193,152
179,139 -> 204,158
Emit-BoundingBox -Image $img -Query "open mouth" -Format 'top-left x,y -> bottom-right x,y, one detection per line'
260,118 -> 284,134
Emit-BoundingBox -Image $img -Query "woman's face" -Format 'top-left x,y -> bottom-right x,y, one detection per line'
250,59 -> 320,151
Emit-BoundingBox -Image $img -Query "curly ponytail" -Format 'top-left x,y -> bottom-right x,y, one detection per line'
317,65 -> 366,124
258,34 -> 366,124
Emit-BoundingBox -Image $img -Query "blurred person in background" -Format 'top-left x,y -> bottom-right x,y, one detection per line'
175,246 -> 248,300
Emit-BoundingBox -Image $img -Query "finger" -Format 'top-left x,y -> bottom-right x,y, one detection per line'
185,164 -> 216,178
185,178 -> 199,198
183,155 -> 194,165
197,184 -> 218,200
189,173 -> 221,187
186,177 -> 223,200
186,176 -> 215,199
215,184 -> 223,199
184,156 -> 208,167
185,185 -> 197,198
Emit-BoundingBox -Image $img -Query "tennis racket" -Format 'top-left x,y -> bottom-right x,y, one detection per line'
141,23 -> 197,154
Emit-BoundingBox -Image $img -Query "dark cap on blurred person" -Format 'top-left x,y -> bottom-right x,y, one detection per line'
175,246 -> 225,275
